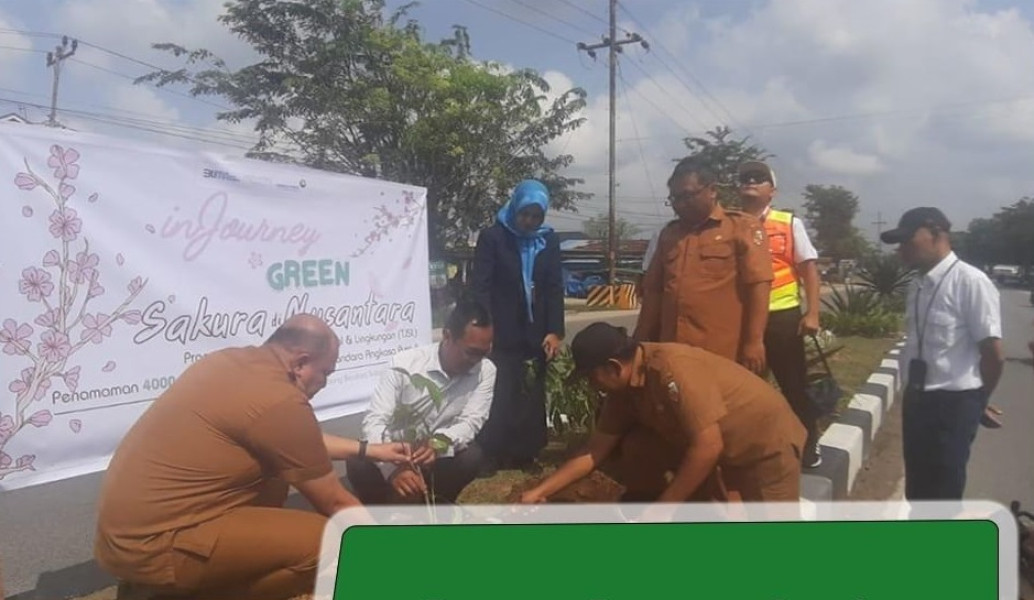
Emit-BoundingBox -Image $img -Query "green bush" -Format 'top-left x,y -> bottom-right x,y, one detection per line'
856,253 -> 913,312
821,284 -> 903,337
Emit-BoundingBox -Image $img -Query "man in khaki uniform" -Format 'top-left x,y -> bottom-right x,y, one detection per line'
636,155 -> 773,373
94,315 -> 411,600
520,322 -> 806,506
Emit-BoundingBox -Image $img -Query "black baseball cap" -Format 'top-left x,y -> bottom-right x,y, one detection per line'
879,207 -> 952,244
566,322 -> 632,382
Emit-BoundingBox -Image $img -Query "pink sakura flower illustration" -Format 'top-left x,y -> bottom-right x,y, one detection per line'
120,310 -> 142,324
15,172 -> 38,190
87,280 -> 105,299
59,182 -> 75,199
0,453 -> 10,469
27,410 -> 52,427
15,455 -> 35,470
63,366 -> 81,392
48,145 -> 80,179
19,267 -> 54,302
35,308 -> 60,329
43,250 -> 61,267
128,276 -> 144,295
49,207 -> 82,241
8,367 -> 45,400
69,419 -> 82,433
69,251 -> 100,284
81,313 -> 112,344
0,319 -> 33,355
38,330 -> 71,362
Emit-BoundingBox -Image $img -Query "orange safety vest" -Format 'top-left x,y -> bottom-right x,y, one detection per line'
763,209 -> 801,311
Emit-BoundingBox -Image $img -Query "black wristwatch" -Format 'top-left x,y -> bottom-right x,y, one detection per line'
358,440 -> 368,459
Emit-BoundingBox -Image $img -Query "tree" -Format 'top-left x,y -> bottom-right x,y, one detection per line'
956,198 -> 1034,271
582,214 -> 640,241
678,125 -> 773,207
801,184 -> 870,262
135,0 -> 590,257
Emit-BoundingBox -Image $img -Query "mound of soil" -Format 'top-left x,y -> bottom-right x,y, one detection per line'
506,471 -> 625,503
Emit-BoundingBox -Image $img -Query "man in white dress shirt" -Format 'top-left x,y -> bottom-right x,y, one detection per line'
880,207 -> 1004,501
346,299 -> 496,504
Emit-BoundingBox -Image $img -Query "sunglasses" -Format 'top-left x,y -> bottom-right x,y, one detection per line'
738,173 -> 771,186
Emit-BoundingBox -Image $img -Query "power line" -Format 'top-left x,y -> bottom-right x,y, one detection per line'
620,56 -> 709,131
502,0 -> 600,39
0,44 -> 48,55
458,0 -> 580,46
616,1 -> 752,137
617,68 -> 664,220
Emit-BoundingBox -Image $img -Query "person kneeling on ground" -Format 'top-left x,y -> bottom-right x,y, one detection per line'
94,314 -> 410,600
347,299 -> 496,505
519,322 -> 806,507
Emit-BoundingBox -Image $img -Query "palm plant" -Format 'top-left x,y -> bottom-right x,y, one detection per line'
855,253 -> 914,310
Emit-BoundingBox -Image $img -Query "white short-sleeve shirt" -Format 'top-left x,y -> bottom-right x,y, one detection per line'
899,251 -> 1002,391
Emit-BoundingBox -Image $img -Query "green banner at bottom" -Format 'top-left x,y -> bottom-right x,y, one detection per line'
334,519 -> 998,599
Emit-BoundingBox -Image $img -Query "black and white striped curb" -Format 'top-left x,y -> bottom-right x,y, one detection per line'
801,337 -> 906,503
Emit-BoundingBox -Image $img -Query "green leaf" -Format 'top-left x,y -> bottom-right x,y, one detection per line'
430,433 -> 451,454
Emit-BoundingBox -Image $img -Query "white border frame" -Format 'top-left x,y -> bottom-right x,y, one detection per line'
313,500 -> 1019,599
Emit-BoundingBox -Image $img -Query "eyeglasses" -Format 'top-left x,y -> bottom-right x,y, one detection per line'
738,173 -> 771,186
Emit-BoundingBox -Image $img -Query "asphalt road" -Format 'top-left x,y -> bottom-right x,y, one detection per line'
964,286 -> 1034,511
0,308 -> 643,598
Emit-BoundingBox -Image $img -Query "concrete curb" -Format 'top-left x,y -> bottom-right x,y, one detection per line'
800,336 -> 905,502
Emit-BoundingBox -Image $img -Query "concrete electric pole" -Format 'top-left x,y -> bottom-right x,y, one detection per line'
45,36 -> 78,128
577,0 -> 647,296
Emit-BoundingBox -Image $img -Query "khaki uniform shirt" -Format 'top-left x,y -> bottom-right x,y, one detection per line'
636,204 -> 774,361
94,345 -> 333,586
596,342 -> 806,468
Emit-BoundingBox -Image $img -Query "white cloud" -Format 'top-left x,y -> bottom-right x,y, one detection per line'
55,0 -> 256,71
546,0 -> 1034,236
807,140 -> 886,175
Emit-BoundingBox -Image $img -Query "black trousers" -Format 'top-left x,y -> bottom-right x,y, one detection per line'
902,387 -> 987,501
764,306 -> 819,446
345,443 -> 485,504
475,349 -> 547,464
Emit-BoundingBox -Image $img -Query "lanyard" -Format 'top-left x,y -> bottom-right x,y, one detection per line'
914,258 -> 959,359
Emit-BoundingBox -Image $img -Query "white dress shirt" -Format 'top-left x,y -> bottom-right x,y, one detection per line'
899,251 -> 1002,392
361,342 -> 496,479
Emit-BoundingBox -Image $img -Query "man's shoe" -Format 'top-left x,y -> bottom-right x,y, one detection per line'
803,442 -> 822,469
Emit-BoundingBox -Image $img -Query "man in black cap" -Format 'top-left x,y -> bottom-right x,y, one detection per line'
880,207 -> 1004,501
518,322 -> 805,506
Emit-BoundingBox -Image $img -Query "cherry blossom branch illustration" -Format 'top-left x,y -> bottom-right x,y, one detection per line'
2,145 -> 147,480
351,190 -> 424,258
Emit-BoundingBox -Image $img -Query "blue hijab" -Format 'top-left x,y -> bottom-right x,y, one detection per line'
496,179 -> 554,323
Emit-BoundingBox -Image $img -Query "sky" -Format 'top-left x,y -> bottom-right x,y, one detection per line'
1,0 -> 1032,242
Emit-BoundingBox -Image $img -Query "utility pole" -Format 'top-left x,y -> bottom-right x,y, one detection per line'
872,211 -> 888,251
577,0 -> 647,295
45,36 -> 78,128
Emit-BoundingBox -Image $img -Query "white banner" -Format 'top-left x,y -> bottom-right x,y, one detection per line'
0,124 -> 431,491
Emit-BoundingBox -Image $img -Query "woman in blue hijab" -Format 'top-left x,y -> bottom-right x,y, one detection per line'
471,179 -> 565,473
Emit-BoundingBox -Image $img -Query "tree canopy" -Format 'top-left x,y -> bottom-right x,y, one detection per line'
801,184 -> 872,261
678,125 -> 773,207
136,0 -> 590,256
